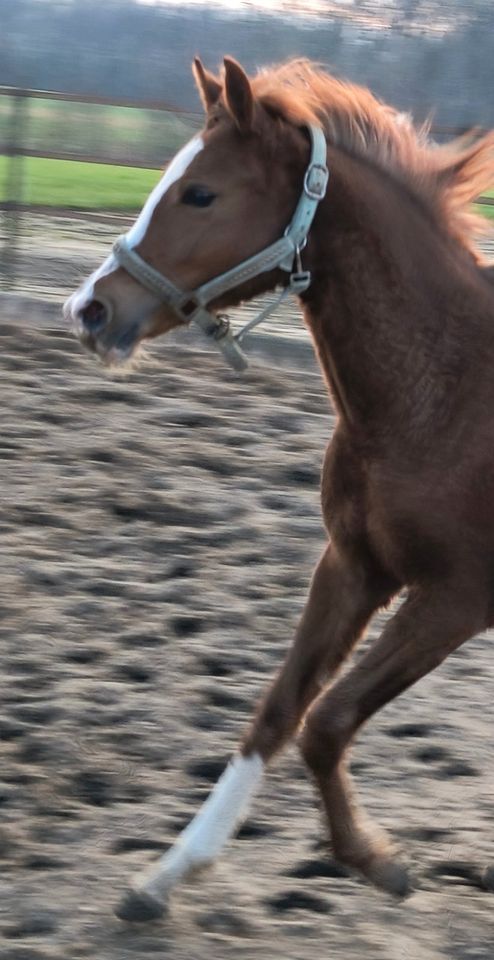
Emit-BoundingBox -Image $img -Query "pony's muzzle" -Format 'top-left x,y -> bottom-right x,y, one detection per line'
79,297 -> 112,334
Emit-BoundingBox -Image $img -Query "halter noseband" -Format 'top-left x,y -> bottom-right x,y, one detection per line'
112,124 -> 329,371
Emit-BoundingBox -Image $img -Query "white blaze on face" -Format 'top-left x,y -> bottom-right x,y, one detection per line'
126,134 -> 204,248
64,135 -> 204,324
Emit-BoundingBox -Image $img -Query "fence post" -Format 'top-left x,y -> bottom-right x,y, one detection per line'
2,91 -> 28,291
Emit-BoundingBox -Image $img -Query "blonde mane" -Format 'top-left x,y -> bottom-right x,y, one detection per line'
250,60 -> 494,259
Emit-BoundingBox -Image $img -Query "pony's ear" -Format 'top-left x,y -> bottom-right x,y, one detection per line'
223,57 -> 254,133
192,57 -> 222,112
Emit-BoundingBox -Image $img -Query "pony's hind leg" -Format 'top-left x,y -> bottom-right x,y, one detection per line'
300,584 -> 485,896
320,758 -> 411,896
116,545 -> 393,922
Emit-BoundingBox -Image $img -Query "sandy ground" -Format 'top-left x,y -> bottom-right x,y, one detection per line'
1,304 -> 494,960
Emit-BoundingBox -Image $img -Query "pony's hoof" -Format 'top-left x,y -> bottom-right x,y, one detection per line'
367,858 -> 411,899
115,888 -> 167,923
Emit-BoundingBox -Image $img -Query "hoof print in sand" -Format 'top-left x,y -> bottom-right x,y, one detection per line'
4,909 -> 58,938
71,770 -> 114,807
436,760 -> 480,778
481,866 -> 494,892
114,662 -> 152,684
400,826 -> 453,843
171,616 -> 204,638
197,909 -> 252,936
22,853 -> 70,871
266,890 -> 333,915
428,860 -> 483,888
186,757 -> 227,782
237,820 -> 273,840
198,655 -> 233,678
287,858 -> 350,880
387,722 -> 433,739
413,744 -> 450,763
112,836 -> 168,854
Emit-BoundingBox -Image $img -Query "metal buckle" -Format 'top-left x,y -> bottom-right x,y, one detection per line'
211,314 -> 231,341
287,244 -> 311,295
290,271 -> 311,294
303,163 -> 329,201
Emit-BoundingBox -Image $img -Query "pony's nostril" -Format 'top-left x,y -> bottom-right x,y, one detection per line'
80,299 -> 108,333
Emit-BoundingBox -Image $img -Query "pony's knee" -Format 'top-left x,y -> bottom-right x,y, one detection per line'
300,697 -> 355,777
243,698 -> 294,760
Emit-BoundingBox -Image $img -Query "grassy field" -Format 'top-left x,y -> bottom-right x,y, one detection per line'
0,156 -> 160,210
1,152 -> 493,217
0,95 -> 198,209
0,94 -> 492,216
476,199 -> 494,220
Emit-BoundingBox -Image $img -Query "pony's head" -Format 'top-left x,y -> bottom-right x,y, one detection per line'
66,56 -> 494,367
65,57 -> 311,365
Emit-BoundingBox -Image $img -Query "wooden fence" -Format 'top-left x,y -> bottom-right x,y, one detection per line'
0,86 -> 201,289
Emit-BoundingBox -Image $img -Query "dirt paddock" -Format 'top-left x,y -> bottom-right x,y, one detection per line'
1,307 -> 494,960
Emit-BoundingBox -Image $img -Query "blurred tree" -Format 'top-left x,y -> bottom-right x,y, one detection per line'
0,0 -> 493,127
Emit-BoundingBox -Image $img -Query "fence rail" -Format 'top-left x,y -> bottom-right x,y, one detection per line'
1,147 -> 175,169
1,85 -> 493,292
0,86 -> 203,289
0,85 -> 200,113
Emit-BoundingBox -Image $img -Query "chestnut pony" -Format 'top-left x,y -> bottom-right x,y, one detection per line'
65,58 -> 494,921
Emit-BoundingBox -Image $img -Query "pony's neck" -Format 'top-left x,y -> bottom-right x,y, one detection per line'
302,147 -> 481,437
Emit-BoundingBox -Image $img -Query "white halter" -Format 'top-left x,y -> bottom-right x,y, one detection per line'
112,124 -> 329,370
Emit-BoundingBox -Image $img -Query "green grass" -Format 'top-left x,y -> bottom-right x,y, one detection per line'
475,194 -> 494,220
1,153 -> 494,219
0,156 -> 160,209
1,96 -> 492,217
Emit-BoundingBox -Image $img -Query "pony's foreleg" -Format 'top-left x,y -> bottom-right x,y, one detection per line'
116,546 -> 390,922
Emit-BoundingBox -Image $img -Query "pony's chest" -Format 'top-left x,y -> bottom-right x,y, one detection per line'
321,444 -> 457,583
320,435 -> 370,546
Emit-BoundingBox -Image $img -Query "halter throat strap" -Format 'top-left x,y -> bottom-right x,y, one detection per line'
112,123 -> 329,370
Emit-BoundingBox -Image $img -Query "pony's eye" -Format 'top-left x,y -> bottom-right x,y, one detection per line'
181,185 -> 216,208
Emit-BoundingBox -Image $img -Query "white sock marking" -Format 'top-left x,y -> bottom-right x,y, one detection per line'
64,135 -> 204,323
139,753 -> 264,901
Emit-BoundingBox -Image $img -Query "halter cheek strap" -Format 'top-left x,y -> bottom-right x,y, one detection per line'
112,124 -> 329,371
